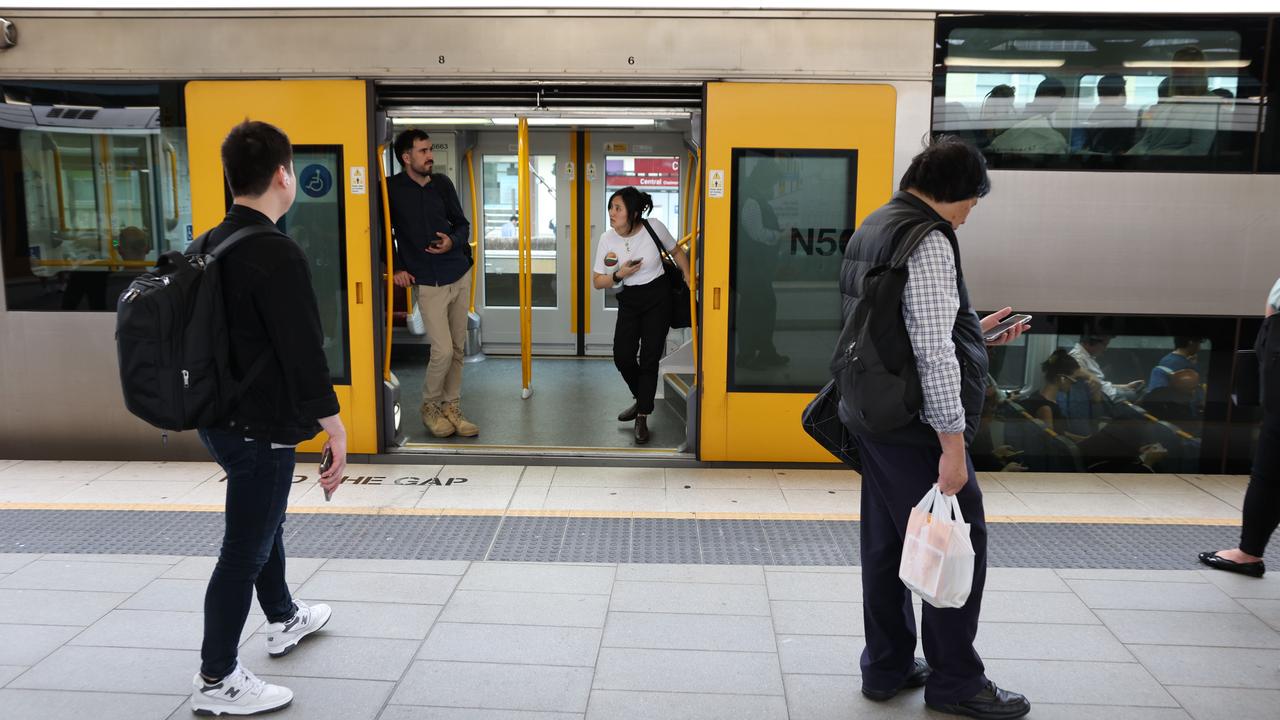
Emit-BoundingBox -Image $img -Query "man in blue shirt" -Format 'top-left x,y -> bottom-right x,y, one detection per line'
389,129 -> 478,438
1146,336 -> 1202,394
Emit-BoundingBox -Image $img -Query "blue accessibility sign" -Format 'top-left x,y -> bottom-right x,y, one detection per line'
299,164 -> 333,198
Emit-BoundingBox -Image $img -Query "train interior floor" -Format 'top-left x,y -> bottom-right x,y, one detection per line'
0,459 -> 1276,720
390,350 -> 689,451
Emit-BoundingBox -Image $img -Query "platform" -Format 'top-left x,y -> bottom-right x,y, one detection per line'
0,460 -> 1276,720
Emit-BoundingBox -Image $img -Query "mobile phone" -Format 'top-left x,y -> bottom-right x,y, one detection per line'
627,258 -> 642,266
320,446 -> 334,501
983,314 -> 1031,342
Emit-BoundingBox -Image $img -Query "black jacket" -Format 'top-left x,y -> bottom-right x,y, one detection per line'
839,191 -> 989,446
199,205 -> 341,444
387,172 -> 472,286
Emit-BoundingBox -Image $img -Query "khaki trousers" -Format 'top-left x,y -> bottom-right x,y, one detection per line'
417,272 -> 472,406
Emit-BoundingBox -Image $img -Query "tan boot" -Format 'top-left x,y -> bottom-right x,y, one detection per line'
442,400 -> 479,437
421,402 -> 456,438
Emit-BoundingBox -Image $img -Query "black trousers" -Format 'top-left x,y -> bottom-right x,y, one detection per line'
735,255 -> 778,361
197,428 -> 298,679
614,276 -> 671,415
856,434 -> 989,705
1241,416 -> 1280,557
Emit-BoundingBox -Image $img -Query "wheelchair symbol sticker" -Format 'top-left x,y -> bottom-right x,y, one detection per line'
300,164 -> 333,198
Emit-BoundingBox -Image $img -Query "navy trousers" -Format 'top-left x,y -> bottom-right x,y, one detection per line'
856,434 -> 989,705
198,428 -> 298,679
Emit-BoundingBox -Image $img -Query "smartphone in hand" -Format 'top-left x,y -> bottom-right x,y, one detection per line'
627,258 -> 642,266
983,314 -> 1031,343
320,446 -> 334,501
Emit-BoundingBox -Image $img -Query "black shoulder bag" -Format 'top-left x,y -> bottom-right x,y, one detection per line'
642,219 -> 692,329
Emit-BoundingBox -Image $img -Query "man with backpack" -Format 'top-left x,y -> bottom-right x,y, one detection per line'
186,120 -> 348,715
838,136 -> 1030,719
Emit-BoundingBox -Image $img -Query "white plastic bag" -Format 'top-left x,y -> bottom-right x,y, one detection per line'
406,293 -> 426,336
898,484 -> 976,609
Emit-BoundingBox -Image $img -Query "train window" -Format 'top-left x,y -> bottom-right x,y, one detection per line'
727,148 -> 856,392
0,81 -> 190,311
977,314 -> 1247,475
281,146 -> 350,386
933,15 -> 1269,172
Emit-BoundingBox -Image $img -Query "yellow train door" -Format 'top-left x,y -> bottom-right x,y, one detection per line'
699,82 -> 897,462
185,80 -> 378,454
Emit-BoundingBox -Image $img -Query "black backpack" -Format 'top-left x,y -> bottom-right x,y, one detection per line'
115,226 -> 276,432
832,220 -> 951,435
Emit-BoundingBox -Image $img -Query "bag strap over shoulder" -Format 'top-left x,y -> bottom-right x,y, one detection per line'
190,224 -> 283,258
889,220 -> 951,270
641,219 -> 675,263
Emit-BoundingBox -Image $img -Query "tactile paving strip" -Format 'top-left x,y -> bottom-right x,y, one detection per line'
0,509 -> 1254,569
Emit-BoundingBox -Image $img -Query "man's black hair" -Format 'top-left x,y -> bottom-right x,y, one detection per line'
1097,74 -> 1126,98
900,134 -> 991,202
222,120 -> 293,198
394,129 -> 430,164
1174,336 -> 1203,349
1035,77 -> 1067,99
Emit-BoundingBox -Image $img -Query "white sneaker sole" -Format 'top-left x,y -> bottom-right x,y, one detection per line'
266,608 -> 331,658
191,696 -> 292,716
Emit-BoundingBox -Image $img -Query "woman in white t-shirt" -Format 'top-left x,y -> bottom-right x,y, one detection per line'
591,187 -> 691,444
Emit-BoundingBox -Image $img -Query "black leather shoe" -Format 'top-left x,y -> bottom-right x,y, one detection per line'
634,416 -> 650,445
862,658 -> 931,701
1199,551 -> 1265,578
926,681 -> 1030,720
618,403 -> 639,422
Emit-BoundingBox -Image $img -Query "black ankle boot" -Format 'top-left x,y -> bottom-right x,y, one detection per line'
634,415 -> 650,444
618,402 -> 639,422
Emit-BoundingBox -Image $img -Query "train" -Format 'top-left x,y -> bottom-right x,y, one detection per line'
0,7 -> 1276,472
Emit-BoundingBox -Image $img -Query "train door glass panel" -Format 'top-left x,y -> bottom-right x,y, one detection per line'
280,146 -> 350,384
474,132 -> 572,353
600,154 -> 681,311
481,154 -> 558,308
0,81 -> 192,312
727,148 -> 856,391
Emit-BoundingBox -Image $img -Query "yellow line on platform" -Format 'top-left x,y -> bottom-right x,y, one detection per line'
0,502 -> 1241,526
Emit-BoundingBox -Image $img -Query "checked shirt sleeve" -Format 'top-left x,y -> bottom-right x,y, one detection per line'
901,230 -> 966,435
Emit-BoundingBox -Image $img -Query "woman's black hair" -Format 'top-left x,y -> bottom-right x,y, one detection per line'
899,134 -> 991,202
1041,348 -> 1080,383
608,186 -> 654,233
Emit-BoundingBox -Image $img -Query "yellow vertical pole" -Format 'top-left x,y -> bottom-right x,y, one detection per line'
517,117 -> 533,398
465,148 -> 480,314
582,131 -> 592,335
689,146 -> 703,371
377,145 -> 395,382
682,151 -> 694,240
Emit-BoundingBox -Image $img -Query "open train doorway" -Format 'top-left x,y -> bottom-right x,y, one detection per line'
374,83 -> 703,458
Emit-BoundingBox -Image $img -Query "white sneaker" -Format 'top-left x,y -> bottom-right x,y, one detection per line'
265,600 -> 332,657
190,664 -> 292,716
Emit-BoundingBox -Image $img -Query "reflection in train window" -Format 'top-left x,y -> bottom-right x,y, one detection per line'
727,148 -> 857,392
932,16 -> 1269,172
281,147 -> 350,386
0,81 -> 191,311
977,317 -> 1232,476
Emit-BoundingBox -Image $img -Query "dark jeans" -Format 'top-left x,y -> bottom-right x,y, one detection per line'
198,428 -> 298,679
856,434 -> 989,705
614,276 -> 671,415
1240,416 -> 1280,557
